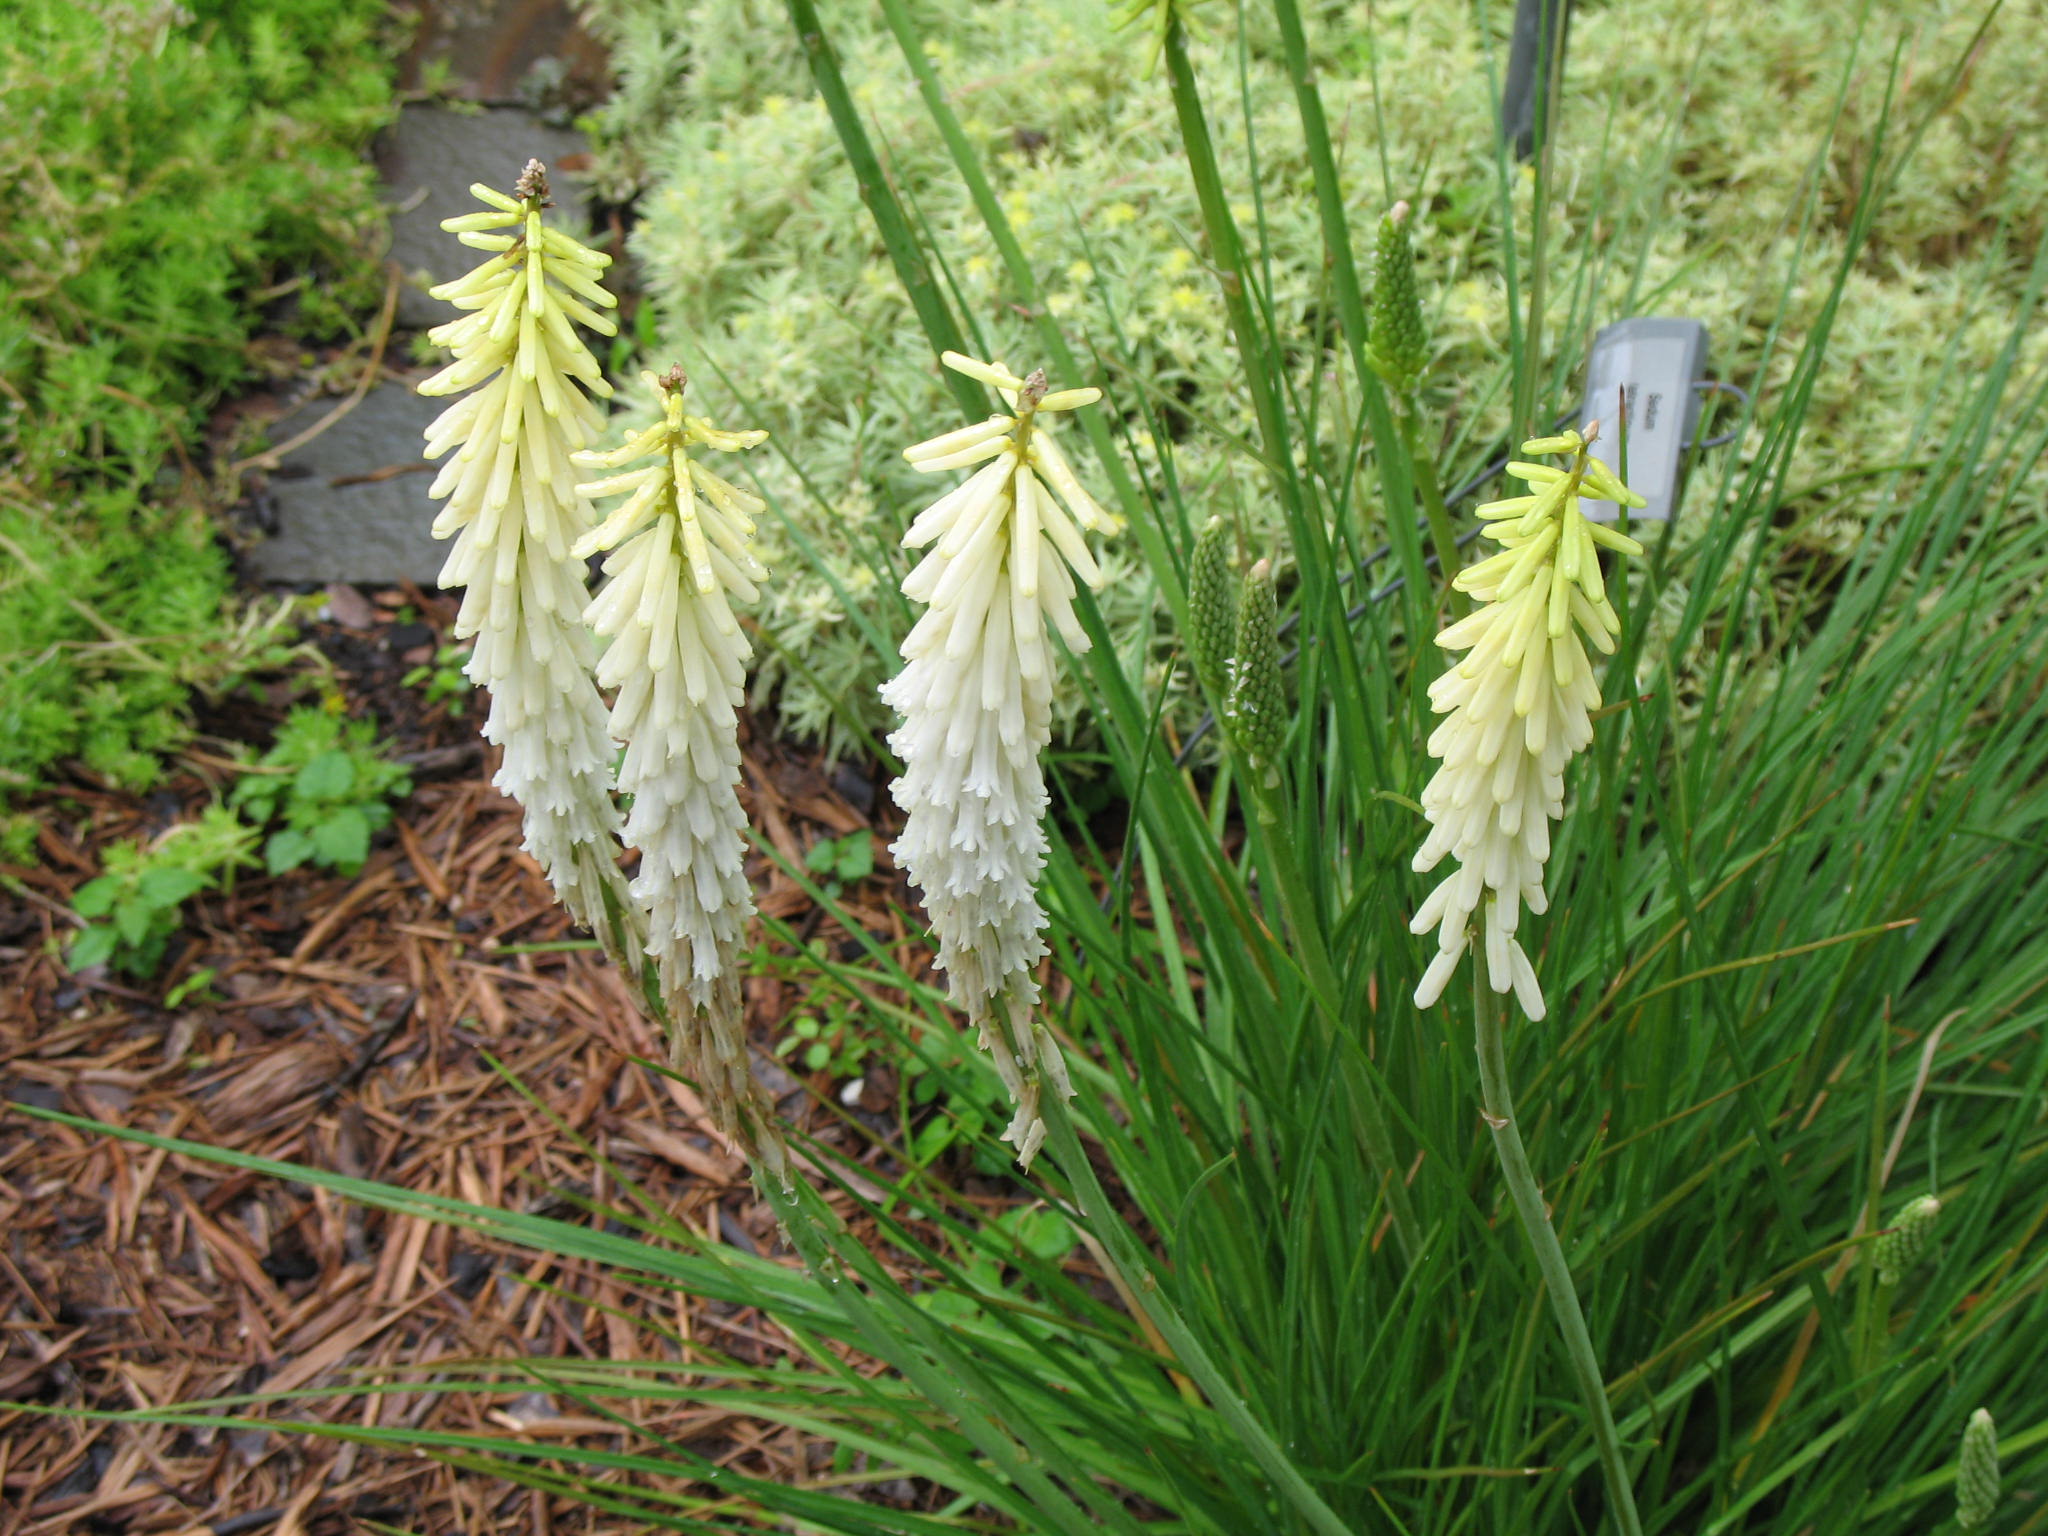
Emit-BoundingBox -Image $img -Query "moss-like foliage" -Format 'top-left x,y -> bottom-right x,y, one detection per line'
579,0 -> 2047,753
0,0 -> 396,801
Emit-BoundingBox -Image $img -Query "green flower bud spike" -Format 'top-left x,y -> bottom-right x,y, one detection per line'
1368,200 -> 1429,398
1957,1408 -> 1999,1529
1225,558 -> 1286,793
1187,516 -> 1238,707
1872,1193 -> 1942,1287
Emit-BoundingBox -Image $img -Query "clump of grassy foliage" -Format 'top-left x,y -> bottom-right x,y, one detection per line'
0,0 -> 395,803
18,0 -> 2048,1532
576,0 -> 2047,754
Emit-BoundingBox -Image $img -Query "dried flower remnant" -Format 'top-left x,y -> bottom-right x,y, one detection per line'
1410,425 -> 1646,1021
572,367 -> 787,1183
418,161 -> 636,956
884,351 -> 1120,1166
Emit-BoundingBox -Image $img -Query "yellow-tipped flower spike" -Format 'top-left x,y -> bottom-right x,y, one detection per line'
418,159 -> 636,957
1410,424 -> 1646,1021
884,353 -> 1117,1167
571,368 -> 786,1187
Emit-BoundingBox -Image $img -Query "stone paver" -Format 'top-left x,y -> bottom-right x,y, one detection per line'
244,371 -> 449,586
247,99 -> 599,585
378,104 -> 592,330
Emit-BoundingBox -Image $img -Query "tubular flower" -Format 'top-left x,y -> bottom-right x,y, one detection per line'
1410,426 -> 1646,1021
572,367 -> 786,1183
883,351 -> 1120,1166
419,161 -> 636,955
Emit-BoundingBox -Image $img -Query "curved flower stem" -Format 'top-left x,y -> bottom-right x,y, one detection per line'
1472,973 -> 1645,1536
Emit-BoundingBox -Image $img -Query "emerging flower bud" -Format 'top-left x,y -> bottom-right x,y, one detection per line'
1187,515 -> 1238,707
1224,557 -> 1286,791
1409,426 -> 1646,1021
1871,1193 -> 1942,1287
884,352 -> 1119,1166
1368,200 -> 1429,397
1957,1408 -> 1999,1529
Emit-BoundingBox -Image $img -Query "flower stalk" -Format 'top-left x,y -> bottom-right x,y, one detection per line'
1411,425 -> 1646,1021
1211,554 -> 1423,1263
418,160 -> 640,968
1367,200 -> 1462,593
1473,972 -> 1645,1536
572,367 -> 788,1184
883,351 -> 1118,1166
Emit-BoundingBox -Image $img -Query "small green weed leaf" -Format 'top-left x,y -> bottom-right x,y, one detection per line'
68,925 -> 117,971
312,806 -> 371,872
296,749 -> 356,802
163,967 -> 218,1008
1002,1205 -> 1078,1262
71,875 -> 120,918
836,835 -> 874,883
912,1288 -> 983,1326
136,866 -> 206,909
114,899 -> 154,948
266,828 -> 317,875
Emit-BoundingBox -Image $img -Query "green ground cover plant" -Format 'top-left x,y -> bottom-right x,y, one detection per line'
578,0 -> 2048,755
59,704 -> 413,981
67,804 -> 258,978
228,705 -> 414,877
14,0 -> 2048,1532
0,0 -> 396,802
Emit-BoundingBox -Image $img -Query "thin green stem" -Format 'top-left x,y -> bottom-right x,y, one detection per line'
1402,406 -> 1464,596
1472,973 -> 1646,1536
1509,0 -> 1570,440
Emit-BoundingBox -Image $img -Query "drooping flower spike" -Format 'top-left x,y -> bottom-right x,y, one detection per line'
572,368 -> 787,1184
884,352 -> 1120,1166
1410,424 -> 1646,1021
418,161 -> 638,960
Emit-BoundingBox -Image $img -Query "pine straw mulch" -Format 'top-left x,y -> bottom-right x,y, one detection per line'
0,585 -> 1005,1534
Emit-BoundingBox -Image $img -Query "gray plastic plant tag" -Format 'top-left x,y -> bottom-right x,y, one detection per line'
1578,318 -> 1709,522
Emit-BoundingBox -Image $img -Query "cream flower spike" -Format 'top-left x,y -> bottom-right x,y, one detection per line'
883,351 -> 1119,1167
1410,424 -> 1646,1021
571,367 -> 787,1185
418,160 -> 639,961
